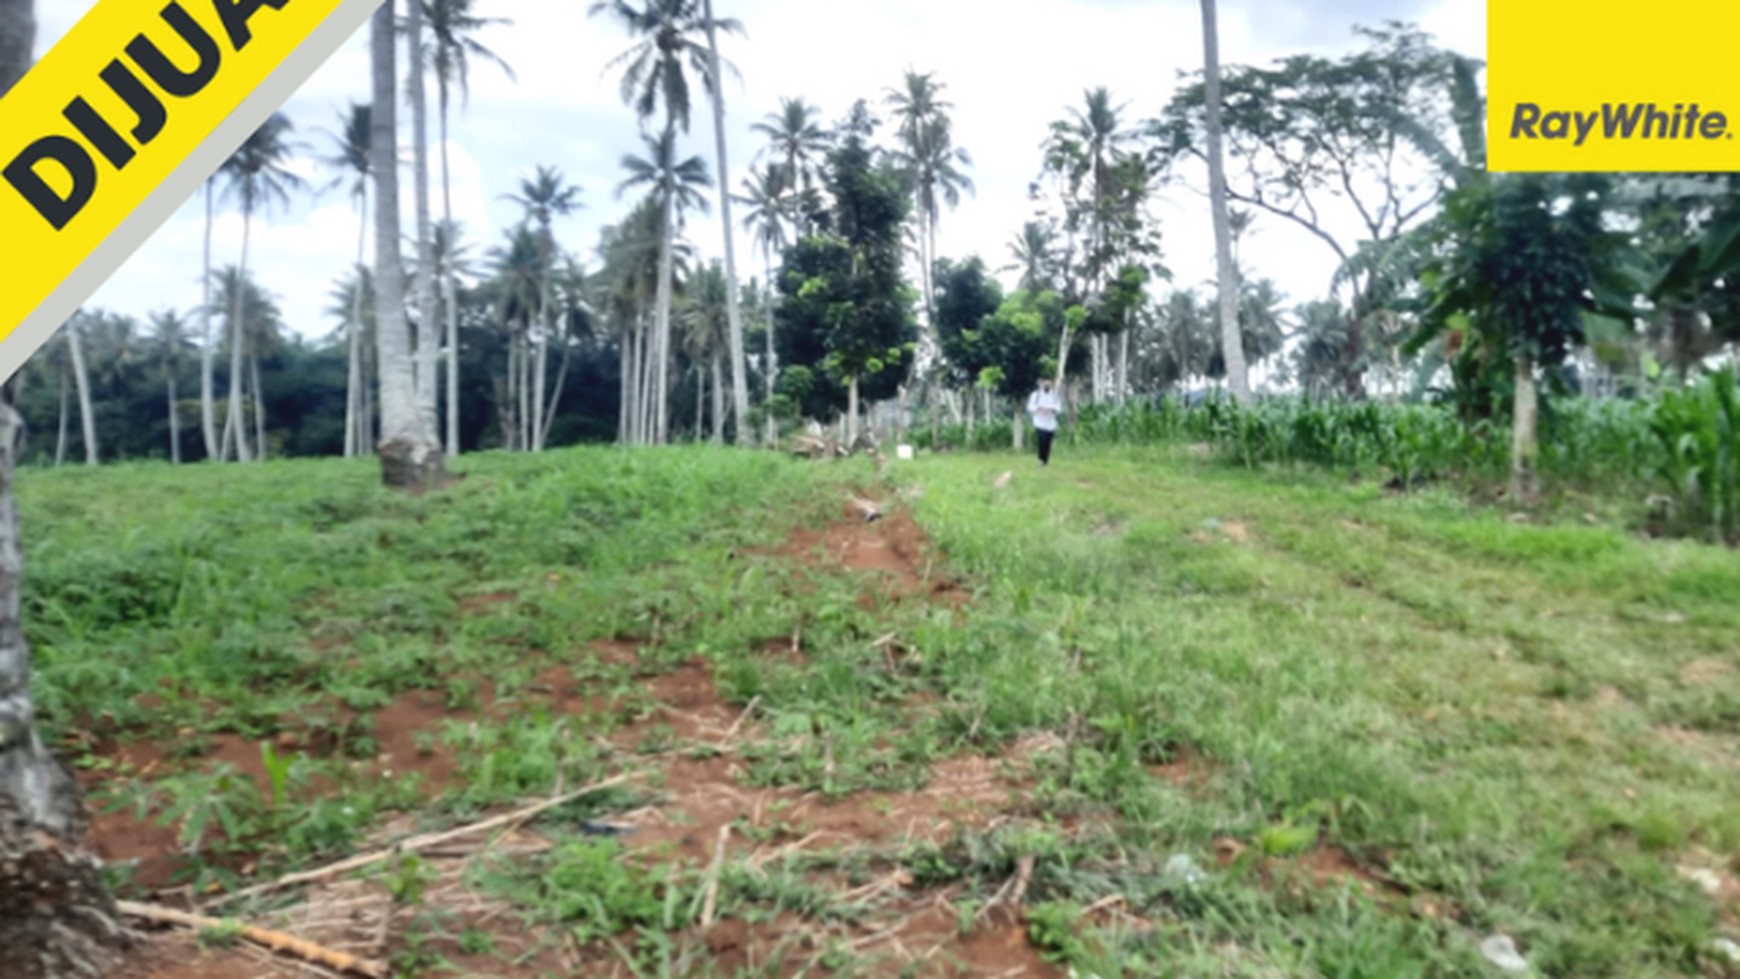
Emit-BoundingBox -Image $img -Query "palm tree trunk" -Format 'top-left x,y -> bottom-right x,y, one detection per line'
515,333 -> 528,452
503,337 -> 517,450
655,139 -> 677,445
346,186 -> 367,458
228,211 -> 254,461
360,342 -> 374,451
167,371 -> 181,464
847,375 -> 859,445
541,336 -> 571,448
371,0 -> 445,489
1510,354 -> 1538,504
251,356 -> 266,459
0,2 -> 127,966
763,247 -> 778,447
533,327 -> 548,451
54,359 -> 67,467
199,181 -> 218,459
66,320 -> 97,466
711,353 -> 725,445
695,366 -> 705,440
700,0 -> 750,447
643,318 -> 658,445
618,327 -> 632,444
440,84 -> 460,459
408,0 -> 439,429
1200,0 -> 1250,406
1118,329 -> 1129,405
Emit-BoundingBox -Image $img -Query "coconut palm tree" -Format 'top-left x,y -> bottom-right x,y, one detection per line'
324,267 -> 377,445
406,0 -> 439,431
539,254 -> 593,448
751,96 -> 830,211
504,166 -> 582,451
1004,221 -> 1057,293
1199,0 -> 1250,404
596,197 -> 669,444
617,128 -> 712,444
148,309 -> 192,463
736,162 -> 792,444
372,0 -> 445,486
62,313 -> 97,465
216,110 -> 304,461
317,101 -> 372,457
591,0 -> 745,445
484,223 -> 542,449
681,260 -> 730,442
423,0 -> 515,458
884,71 -> 970,327
196,176 -> 219,459
698,0 -> 751,446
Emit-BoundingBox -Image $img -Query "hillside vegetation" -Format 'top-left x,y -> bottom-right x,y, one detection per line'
22,446 -> 1740,978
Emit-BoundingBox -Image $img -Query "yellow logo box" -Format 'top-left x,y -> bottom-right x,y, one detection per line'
1487,0 -> 1740,171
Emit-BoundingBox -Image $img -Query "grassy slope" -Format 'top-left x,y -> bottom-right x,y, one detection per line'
896,445 -> 1740,977
18,444 -> 1740,978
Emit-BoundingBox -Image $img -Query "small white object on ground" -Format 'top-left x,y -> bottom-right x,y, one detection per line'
896,444 -> 913,460
1479,934 -> 1529,973
1163,853 -> 1205,887
1711,937 -> 1740,963
1678,865 -> 1724,897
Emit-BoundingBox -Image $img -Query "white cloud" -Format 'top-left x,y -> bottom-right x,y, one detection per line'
32,0 -> 1487,349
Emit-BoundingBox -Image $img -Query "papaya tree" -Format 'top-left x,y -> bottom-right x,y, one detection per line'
1413,172 -> 1636,502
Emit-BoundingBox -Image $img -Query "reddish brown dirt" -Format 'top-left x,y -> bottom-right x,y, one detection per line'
124,490 -> 1077,976
1147,743 -> 1214,788
455,589 -> 516,615
773,499 -> 971,610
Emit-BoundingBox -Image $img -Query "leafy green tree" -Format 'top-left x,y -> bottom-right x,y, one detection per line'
1152,23 -> 1460,397
774,109 -> 918,439
932,256 -> 1005,392
1414,173 -> 1636,502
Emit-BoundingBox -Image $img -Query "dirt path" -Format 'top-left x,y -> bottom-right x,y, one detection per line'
116,488 -> 1068,978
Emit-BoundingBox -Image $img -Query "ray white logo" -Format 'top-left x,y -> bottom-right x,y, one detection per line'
1508,102 -> 1734,146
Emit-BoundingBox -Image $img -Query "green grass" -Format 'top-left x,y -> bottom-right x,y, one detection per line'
20,441 -> 1740,977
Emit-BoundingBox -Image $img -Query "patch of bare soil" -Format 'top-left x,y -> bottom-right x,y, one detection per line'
126,488 -> 1072,977
774,497 -> 971,610
81,640 -> 660,901
1681,657 -> 1735,685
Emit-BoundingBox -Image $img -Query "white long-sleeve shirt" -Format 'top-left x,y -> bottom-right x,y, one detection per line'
1027,386 -> 1062,432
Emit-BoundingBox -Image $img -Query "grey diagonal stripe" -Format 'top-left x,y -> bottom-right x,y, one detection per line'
0,0 -> 385,386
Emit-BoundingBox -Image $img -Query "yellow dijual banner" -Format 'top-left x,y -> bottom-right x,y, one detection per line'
1488,0 -> 1740,171
0,0 -> 383,383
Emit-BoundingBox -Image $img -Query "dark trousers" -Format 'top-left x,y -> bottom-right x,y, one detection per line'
1036,428 -> 1055,465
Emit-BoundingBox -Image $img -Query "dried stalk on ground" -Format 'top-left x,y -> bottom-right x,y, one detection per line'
209,773 -> 638,909
117,901 -> 386,978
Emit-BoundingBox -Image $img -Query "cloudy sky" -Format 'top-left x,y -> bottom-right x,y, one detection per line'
33,0 -> 1485,346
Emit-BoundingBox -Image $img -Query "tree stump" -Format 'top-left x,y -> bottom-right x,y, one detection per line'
378,438 -> 449,492
0,740 -> 128,979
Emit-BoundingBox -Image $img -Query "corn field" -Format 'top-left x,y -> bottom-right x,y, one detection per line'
919,371 -> 1740,544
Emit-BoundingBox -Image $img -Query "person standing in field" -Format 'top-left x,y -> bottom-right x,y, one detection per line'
1026,377 -> 1062,466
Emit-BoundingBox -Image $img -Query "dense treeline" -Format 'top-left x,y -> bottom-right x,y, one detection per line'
13,12 -> 1740,531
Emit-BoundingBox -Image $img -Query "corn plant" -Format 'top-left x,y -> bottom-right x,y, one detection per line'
1651,369 -> 1740,541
